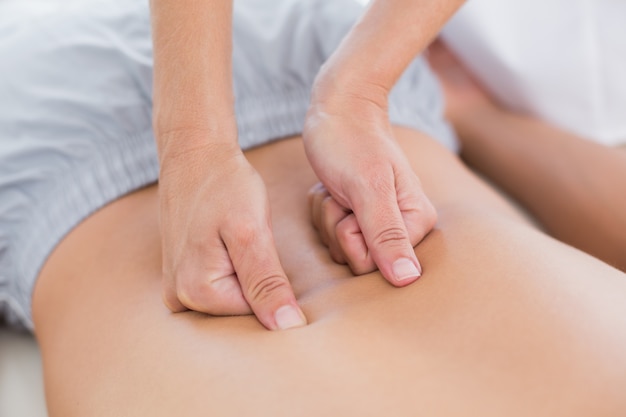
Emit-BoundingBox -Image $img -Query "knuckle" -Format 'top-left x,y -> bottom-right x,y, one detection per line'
176,275 -> 219,312
336,224 -> 353,248
322,196 -> 348,221
338,238 -> 375,275
230,221 -> 266,250
245,273 -> 289,304
405,200 -> 438,242
335,215 -> 360,248
371,225 -> 409,249
335,221 -> 373,274
348,258 -> 376,276
162,287 -> 186,313
329,245 -> 347,265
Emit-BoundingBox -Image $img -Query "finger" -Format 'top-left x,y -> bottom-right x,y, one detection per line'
307,181 -> 326,209
398,184 -> 438,248
307,182 -> 324,226
312,185 -> 329,238
161,230 -> 190,313
335,213 -> 376,275
308,182 -> 330,244
351,175 -> 423,287
320,195 -> 350,264
224,221 -> 307,331
173,241 -> 252,316
162,272 -> 187,313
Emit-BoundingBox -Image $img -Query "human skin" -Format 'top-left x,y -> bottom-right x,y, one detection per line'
428,40 -> 626,271
150,0 -> 306,330
151,0 -> 464,329
33,128 -> 626,416
304,0 -> 464,282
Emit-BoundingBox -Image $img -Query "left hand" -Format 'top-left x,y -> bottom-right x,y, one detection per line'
303,92 -> 437,286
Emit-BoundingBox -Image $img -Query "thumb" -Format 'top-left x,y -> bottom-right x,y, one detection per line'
224,223 -> 307,331
352,184 -> 422,287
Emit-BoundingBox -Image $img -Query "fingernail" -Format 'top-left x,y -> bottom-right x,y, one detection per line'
392,258 -> 422,282
274,305 -> 306,330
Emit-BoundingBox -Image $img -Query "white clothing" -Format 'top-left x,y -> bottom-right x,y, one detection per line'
442,0 -> 626,147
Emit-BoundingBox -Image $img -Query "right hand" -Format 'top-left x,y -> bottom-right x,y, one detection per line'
157,132 -> 306,331
303,89 -> 437,286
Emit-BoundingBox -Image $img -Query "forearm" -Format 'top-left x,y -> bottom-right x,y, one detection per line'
458,107 -> 626,270
150,0 -> 236,159
313,0 -> 464,106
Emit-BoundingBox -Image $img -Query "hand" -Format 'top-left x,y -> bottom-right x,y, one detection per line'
158,134 -> 306,330
303,92 -> 437,286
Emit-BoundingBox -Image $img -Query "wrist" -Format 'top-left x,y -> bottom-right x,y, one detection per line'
154,104 -> 237,149
156,122 -> 240,168
310,64 -> 390,118
153,99 -> 236,136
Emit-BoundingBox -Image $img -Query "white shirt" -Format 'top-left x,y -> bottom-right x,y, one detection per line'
441,0 -> 626,147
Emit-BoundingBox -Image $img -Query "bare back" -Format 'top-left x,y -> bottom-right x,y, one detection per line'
33,128 -> 626,416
